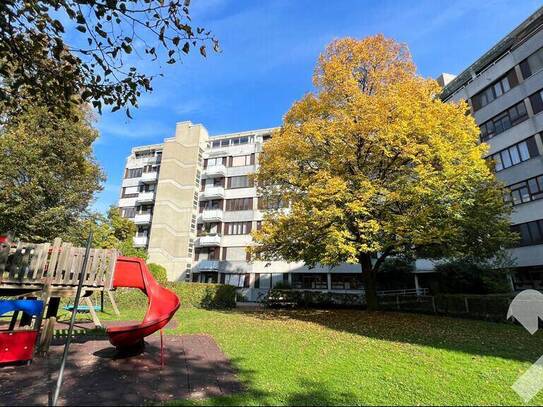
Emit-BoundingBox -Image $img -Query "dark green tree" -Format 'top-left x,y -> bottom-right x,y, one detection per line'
0,103 -> 104,241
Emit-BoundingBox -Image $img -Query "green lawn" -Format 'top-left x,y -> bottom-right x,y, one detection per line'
98,303 -> 543,405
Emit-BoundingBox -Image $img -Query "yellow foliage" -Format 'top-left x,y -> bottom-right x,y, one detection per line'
252,35 -> 512,272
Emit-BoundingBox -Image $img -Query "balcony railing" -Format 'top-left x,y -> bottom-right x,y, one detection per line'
197,260 -> 220,271
201,209 -> 223,222
134,213 -> 152,224
196,234 -> 222,246
141,172 -> 158,183
136,191 -> 155,203
133,235 -> 148,247
203,164 -> 226,178
200,186 -> 225,200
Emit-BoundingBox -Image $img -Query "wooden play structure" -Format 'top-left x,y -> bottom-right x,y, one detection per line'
0,235 -> 120,354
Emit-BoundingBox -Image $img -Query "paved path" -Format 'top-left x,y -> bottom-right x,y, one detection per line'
0,334 -> 242,405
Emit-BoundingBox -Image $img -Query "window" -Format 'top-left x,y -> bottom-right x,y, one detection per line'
258,196 -> 287,210
211,140 -> 221,149
139,184 -> 155,192
121,207 -> 136,218
490,136 -> 540,172
529,89 -> 543,115
228,175 -> 253,189
199,199 -> 222,212
511,219 -> 543,246
205,157 -> 226,168
471,70 -> 518,111
225,198 -> 253,211
331,274 -> 363,290
197,222 -> 221,236
136,226 -> 149,237
505,174 -> 543,206
230,154 -> 255,167
121,186 -> 139,198
520,47 -> 543,79
480,101 -> 528,141
221,273 -> 250,288
291,273 -> 328,289
125,167 -> 143,178
224,222 -> 252,235
137,205 -> 153,214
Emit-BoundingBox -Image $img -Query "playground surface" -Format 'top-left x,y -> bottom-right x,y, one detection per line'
0,331 -> 242,406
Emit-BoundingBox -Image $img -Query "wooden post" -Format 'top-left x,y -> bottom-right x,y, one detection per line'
84,297 -> 102,328
464,297 -> 469,314
107,290 -> 121,316
431,296 -> 436,314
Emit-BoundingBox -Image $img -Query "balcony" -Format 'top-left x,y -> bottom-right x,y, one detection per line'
200,186 -> 225,200
133,235 -> 148,247
203,164 -> 226,178
136,191 -> 155,203
201,209 -> 223,222
196,234 -> 222,247
197,260 -> 220,271
134,213 -> 152,224
141,172 -> 158,183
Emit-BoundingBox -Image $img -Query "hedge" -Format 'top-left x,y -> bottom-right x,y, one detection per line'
113,282 -> 236,311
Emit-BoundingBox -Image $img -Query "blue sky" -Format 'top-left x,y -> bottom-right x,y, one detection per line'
92,0 -> 541,213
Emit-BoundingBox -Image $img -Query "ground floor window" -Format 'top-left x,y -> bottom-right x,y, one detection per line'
220,273 -> 250,288
291,273 -> 328,289
200,273 -> 218,284
331,273 -> 363,290
512,267 -> 543,290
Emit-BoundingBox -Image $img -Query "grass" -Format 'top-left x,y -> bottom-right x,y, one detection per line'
95,296 -> 543,406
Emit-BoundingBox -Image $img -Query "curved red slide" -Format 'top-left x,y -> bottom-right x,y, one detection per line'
107,257 -> 180,348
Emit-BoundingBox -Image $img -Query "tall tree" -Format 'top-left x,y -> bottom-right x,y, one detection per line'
252,35 -> 513,310
65,206 -> 147,259
0,1 -> 218,117
0,103 -> 104,241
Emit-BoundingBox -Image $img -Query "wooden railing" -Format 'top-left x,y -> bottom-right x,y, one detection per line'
0,237 -> 117,291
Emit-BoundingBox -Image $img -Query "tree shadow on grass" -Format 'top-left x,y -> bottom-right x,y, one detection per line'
222,307 -> 543,363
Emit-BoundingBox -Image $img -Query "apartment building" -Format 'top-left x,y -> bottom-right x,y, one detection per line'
119,121 -> 372,301
439,6 -> 543,290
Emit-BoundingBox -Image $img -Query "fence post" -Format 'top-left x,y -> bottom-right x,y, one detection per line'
396,295 -> 400,310
464,297 -> 469,314
431,296 -> 436,314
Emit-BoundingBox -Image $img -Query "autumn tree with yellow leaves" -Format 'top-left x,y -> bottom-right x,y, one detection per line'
251,35 -> 513,310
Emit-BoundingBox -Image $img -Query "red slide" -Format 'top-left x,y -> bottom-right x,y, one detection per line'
107,257 -> 180,348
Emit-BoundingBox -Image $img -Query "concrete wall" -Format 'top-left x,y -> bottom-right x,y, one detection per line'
147,121 -> 208,281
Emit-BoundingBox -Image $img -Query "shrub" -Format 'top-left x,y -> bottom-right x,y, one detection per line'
273,281 -> 291,289
148,263 -> 167,285
265,289 -> 363,308
112,282 -> 236,311
435,261 -> 512,294
376,257 -> 415,290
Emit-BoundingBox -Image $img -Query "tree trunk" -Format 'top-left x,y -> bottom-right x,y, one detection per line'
360,253 -> 378,311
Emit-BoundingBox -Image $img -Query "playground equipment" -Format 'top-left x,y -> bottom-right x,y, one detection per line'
0,299 -> 44,363
0,235 -> 119,359
0,234 -> 180,364
107,257 -> 180,348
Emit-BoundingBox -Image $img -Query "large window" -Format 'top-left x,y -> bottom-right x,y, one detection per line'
511,219 -> 543,247
228,175 -> 253,189
471,69 -> 518,111
520,47 -> 543,79
210,136 -> 252,148
225,198 -> 253,211
121,186 -> 138,198
489,136 -> 539,172
529,89 -> 543,115
224,222 -> 252,235
505,174 -> 543,206
331,274 -> 363,290
199,199 -> 223,212
125,167 -> 142,179
258,196 -> 287,210
220,273 -> 250,288
230,154 -> 255,167
121,207 -> 136,218
205,157 -> 226,168
480,100 -> 528,141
